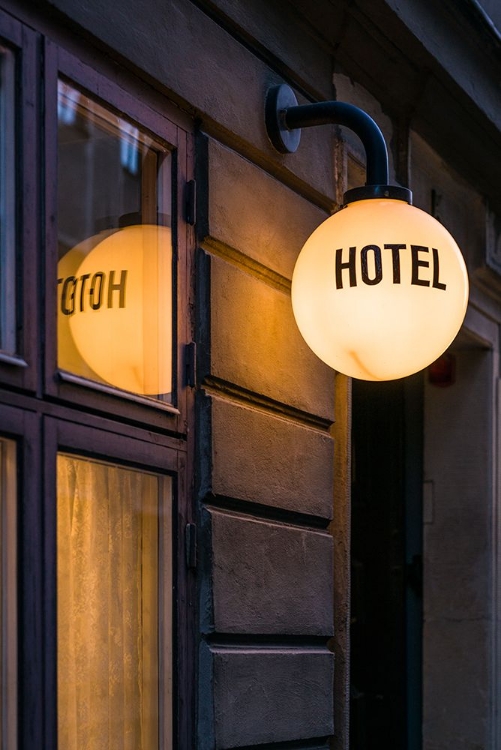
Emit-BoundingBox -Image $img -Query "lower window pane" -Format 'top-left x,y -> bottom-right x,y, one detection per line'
57,454 -> 172,749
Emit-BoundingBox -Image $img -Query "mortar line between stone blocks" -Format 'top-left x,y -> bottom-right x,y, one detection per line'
188,0 -> 332,102
203,498 -> 332,532
207,646 -> 333,657
200,236 -> 292,294
216,735 -> 331,750
201,380 -> 334,434
204,637 -> 333,654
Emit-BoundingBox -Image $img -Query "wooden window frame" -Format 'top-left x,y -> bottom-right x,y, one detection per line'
0,403 -> 39,750
42,416 -> 192,750
0,9 -> 196,750
0,397 -> 195,750
0,10 -> 38,392
43,41 -> 195,435
0,435 -> 17,750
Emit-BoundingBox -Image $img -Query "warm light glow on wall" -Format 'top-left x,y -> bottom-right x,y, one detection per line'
58,225 -> 172,395
291,198 -> 468,381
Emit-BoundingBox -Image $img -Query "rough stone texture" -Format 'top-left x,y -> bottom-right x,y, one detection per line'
202,508 -> 334,635
423,348 -> 494,750
199,644 -> 334,749
423,620 -> 490,750
198,393 -> 334,518
411,132 -> 486,274
425,560 -> 489,622
199,0 -> 334,100
206,138 -> 329,280
47,0 -> 335,201
424,350 -> 492,568
326,0 -> 501,213
331,373 -> 351,750
333,72 -> 397,182
383,0 -> 501,132
202,251 -> 335,422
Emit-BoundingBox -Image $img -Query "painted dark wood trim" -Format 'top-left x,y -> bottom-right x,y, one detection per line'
0,11 -> 39,393
43,40 -> 194,437
0,405 -> 44,750
0,9 -> 198,748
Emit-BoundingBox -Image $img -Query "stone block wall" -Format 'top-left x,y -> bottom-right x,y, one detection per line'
195,128 -> 338,748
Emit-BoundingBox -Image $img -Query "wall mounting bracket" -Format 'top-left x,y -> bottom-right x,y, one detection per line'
265,84 -> 412,204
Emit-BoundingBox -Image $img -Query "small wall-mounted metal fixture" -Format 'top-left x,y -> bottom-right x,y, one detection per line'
265,84 -> 469,382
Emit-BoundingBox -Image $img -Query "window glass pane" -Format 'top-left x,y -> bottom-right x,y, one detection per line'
57,81 -> 173,400
0,438 -> 17,750
0,47 -> 16,354
57,454 -> 172,749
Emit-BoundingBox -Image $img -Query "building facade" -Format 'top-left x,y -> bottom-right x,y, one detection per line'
0,0 -> 499,749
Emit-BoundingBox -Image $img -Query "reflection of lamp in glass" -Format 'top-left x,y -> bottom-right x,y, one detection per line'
266,85 -> 469,381
59,224 -> 172,395
58,231 -> 113,381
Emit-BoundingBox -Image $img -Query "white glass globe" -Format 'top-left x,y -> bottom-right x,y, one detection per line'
291,199 -> 469,381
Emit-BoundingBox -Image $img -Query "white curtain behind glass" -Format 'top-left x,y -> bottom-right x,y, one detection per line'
57,454 -> 170,750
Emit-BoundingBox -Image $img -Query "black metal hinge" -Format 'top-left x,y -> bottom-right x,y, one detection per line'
406,553 -> 423,598
185,523 -> 197,570
184,342 -> 196,387
185,180 -> 196,225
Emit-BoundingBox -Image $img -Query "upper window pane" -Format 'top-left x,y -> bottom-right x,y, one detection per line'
57,81 -> 173,400
0,46 -> 16,355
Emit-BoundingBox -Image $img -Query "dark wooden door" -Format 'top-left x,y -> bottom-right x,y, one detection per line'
350,376 -> 423,750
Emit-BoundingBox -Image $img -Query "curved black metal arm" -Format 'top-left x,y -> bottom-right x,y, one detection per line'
284,101 -> 388,186
265,84 -> 412,204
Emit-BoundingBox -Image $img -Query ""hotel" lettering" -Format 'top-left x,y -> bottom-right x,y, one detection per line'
58,270 -> 128,315
335,244 -> 447,290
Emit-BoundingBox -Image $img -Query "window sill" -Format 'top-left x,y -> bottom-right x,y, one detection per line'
57,370 -> 180,414
0,352 -> 28,368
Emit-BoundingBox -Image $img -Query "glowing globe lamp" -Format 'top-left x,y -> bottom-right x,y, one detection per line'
58,224 -> 172,395
291,198 -> 468,381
